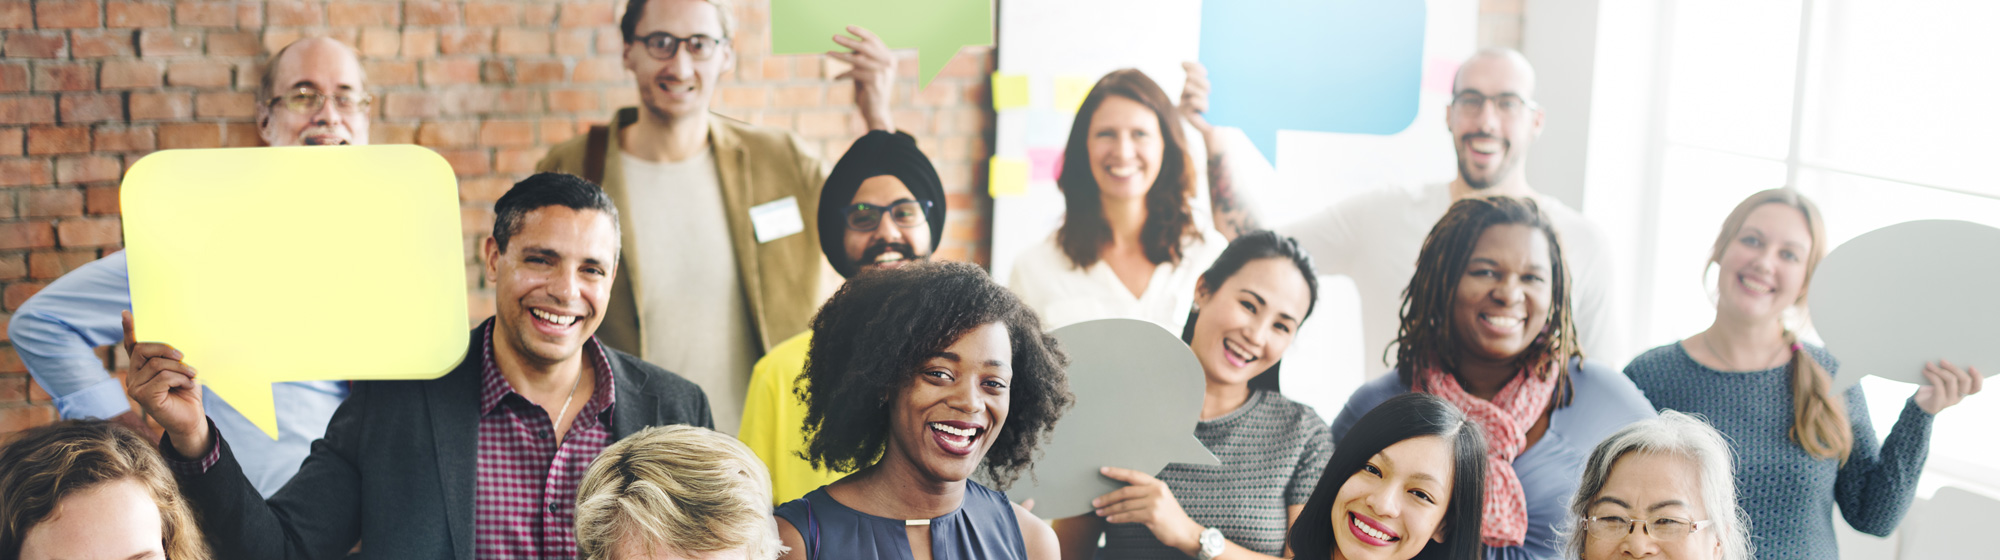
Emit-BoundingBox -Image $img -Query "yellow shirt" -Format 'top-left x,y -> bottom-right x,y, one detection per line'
738,331 -> 845,504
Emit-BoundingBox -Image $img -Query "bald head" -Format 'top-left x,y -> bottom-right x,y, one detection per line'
258,37 -> 370,146
1452,48 -> 1537,99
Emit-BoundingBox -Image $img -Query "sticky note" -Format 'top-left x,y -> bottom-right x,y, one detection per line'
1027,147 -> 1062,182
988,155 -> 1028,197
1199,0 -> 1426,157
1052,75 -> 1094,113
771,0 -> 994,88
121,146 -> 470,438
992,72 -> 1030,110
1811,220 -> 2000,390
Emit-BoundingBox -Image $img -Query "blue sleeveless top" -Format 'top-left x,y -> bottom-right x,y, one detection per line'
773,480 -> 1027,560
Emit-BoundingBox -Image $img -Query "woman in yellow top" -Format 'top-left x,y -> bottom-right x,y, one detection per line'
739,129 -> 949,503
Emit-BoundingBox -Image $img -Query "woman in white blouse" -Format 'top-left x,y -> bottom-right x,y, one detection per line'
1009,68 -> 1231,333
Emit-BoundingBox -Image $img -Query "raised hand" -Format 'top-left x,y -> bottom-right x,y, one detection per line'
1179,61 -> 1215,136
121,311 -> 211,458
1914,359 -> 1983,415
829,25 -> 897,132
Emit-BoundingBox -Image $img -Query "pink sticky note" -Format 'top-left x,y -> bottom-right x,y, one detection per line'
1423,57 -> 1461,95
1028,147 -> 1063,182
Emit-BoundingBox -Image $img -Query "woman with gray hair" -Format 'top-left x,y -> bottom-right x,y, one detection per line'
1567,411 -> 1750,560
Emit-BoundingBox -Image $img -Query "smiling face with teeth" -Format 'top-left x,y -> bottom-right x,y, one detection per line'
884,322 -> 1013,484
1451,223 -> 1554,367
1190,257 -> 1312,387
1328,436 -> 1455,560
1446,51 -> 1542,193
1085,95 -> 1167,204
842,175 -> 933,276
1712,203 -> 1816,324
621,0 -> 733,123
484,205 -> 620,368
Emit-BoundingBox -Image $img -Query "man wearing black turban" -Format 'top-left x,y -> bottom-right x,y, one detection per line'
741,130 -> 949,503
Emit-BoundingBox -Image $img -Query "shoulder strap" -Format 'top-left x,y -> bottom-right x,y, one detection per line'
803,496 -> 821,560
582,125 -> 610,186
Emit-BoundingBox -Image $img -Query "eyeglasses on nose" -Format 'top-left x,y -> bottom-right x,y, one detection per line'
844,199 -> 931,232
268,87 -> 373,115
632,32 -> 728,61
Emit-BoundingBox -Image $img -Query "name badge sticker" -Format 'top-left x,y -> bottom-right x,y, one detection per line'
749,196 -> 806,244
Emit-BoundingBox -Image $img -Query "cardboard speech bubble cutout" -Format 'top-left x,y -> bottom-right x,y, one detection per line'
1003,318 -> 1218,519
122,146 -> 470,439
1812,220 -> 2000,390
770,0 -> 992,89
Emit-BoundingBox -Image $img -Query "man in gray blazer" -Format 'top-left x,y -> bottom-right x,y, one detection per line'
125,173 -> 712,560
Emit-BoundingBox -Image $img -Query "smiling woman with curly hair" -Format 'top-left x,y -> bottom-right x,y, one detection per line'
775,260 -> 1073,560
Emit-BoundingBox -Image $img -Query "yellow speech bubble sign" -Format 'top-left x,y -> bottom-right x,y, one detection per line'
121,146 -> 470,439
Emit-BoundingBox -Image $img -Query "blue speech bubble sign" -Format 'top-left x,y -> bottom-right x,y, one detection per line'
1199,0 -> 1427,158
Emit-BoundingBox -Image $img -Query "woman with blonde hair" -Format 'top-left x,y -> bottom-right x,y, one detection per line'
1623,187 -> 1982,559
0,420 -> 209,560
575,424 -> 782,560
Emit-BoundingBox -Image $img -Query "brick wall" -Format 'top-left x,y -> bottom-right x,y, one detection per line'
0,0 -> 995,435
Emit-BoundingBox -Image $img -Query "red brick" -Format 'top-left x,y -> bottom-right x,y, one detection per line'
36,0 -> 100,29
458,175 -> 511,201
175,1 -> 234,26
718,86 -> 766,109
553,29 -> 592,56
219,122 -> 256,147
26,376 -> 53,402
522,2 -> 555,26
775,85 -> 824,108
546,88 -> 599,113
234,1 -> 259,26
0,63 -> 24,93
400,29 -> 436,57
55,156 -> 121,185
267,0 -> 323,26
539,118 -> 575,144
596,28 -> 622,54
363,60 -> 417,87
70,30 -> 137,58
511,59 -> 564,85
0,96 -> 56,125
0,2 -> 28,29
26,125 -> 87,155
5,32 -> 67,59
261,28 -> 303,55
0,221 -> 54,249
194,91 -> 254,118
404,2 -> 460,26
571,57 -> 623,83
382,92 -> 439,119
604,88 -> 637,111
478,120 -> 532,147
495,29 -> 549,55
59,92 -> 122,123
55,216 -> 121,246
100,60 -> 163,89
493,148 -> 539,174
23,188 -> 82,218
438,28 -> 493,55
0,375 -> 27,402
28,249 -> 98,278
421,58 -> 481,86
0,404 -> 57,431
0,128 -> 19,155
328,2 -> 398,26
107,1 -> 170,28
0,255 -> 19,280
415,121 -> 476,147
206,31 -> 258,57
370,122 -> 415,145
156,122 -> 220,149
797,111 -> 855,138
435,148 -> 489,176
163,61 -> 228,88
358,27 -> 399,57
558,1 -> 613,28
31,63 -> 94,92
465,2 -> 519,26
84,184 -> 118,213
139,30 -> 202,58
129,92 -> 190,120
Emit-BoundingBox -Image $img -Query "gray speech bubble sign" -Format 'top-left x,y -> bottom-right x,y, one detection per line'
1812,220 -> 2000,390
1002,318 -> 1219,519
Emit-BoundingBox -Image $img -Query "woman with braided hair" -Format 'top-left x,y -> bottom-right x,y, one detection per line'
1329,196 -> 1655,560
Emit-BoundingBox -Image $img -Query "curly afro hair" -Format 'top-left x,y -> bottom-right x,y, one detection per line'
797,260 -> 1072,489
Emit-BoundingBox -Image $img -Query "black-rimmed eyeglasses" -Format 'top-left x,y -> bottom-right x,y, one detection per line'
843,199 -> 931,232
631,32 -> 728,61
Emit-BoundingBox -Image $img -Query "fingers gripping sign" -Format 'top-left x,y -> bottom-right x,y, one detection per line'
1093,466 -> 1204,551
1916,360 -> 1984,415
829,25 -> 898,132
122,311 -> 212,458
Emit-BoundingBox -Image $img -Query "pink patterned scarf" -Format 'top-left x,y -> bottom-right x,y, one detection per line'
1416,364 -> 1556,548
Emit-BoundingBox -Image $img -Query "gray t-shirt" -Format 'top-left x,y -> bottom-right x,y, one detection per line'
1099,390 -> 1333,558
621,150 -> 757,435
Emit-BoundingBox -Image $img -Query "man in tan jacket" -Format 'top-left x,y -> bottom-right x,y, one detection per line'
537,0 -> 897,433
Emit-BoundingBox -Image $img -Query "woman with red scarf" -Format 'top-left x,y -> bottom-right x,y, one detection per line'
1329,196 -> 1655,560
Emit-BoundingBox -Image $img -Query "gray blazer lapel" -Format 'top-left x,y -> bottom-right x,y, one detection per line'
426,333 -> 484,560
610,353 -> 656,440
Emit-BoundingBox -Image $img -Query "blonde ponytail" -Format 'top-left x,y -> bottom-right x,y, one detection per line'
1784,334 -> 1852,464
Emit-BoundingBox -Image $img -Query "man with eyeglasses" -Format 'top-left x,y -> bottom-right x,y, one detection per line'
9,36 -> 368,497
536,0 -> 900,435
1188,47 -> 1624,371
737,129 -> 946,504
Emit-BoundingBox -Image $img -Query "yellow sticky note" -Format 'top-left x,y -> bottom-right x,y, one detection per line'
989,155 -> 1028,197
992,72 -> 1030,110
121,146 -> 470,439
1053,75 -> 1094,113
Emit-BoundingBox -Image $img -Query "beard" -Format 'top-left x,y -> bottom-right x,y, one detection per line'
852,239 -> 923,274
1456,133 -> 1522,190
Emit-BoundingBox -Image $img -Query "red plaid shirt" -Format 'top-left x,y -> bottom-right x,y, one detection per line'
473,320 -> 616,560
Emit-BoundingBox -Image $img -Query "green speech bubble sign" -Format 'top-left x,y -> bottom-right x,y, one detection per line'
770,0 -> 993,89
122,146 -> 470,439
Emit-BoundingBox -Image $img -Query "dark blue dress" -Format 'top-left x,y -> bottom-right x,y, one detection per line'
773,480 -> 1028,560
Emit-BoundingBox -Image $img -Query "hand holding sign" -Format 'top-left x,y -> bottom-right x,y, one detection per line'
1812,219 -> 1998,404
120,146 -> 469,439
771,0 -> 992,88
121,311 -> 209,458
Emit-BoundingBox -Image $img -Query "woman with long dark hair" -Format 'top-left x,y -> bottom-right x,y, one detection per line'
1009,69 -> 1234,334
1290,393 -> 1488,560
1329,196 -> 1655,560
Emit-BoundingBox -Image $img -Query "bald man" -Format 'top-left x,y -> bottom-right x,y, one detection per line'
9,37 -> 370,497
1188,48 -> 1622,372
